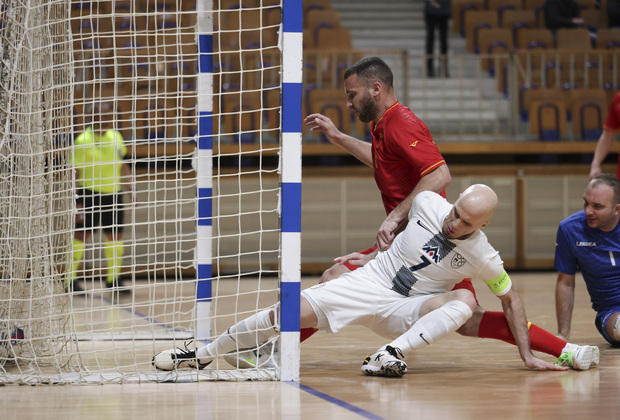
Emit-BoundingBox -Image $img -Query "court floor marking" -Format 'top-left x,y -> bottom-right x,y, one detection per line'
75,291 -> 187,334
288,382 -> 386,420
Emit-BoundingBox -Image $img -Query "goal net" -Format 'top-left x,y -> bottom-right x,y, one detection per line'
0,0 -> 301,384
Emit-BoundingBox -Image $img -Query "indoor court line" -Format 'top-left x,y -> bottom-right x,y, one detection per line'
83,291 -> 182,333
289,382 -> 386,420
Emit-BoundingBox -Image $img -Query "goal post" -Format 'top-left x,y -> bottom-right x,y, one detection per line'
279,0 -> 302,382
195,0 -> 215,345
0,0 -> 301,384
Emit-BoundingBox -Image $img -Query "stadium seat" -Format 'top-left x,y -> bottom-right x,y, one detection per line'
523,0 -> 546,10
487,0 -> 522,26
516,28 -> 553,50
554,28 -> 595,87
556,28 -> 592,50
315,27 -> 352,50
502,10 -> 537,46
529,97 -> 567,140
262,87 -> 281,131
596,29 -> 620,50
305,9 -> 341,48
520,86 -> 564,121
464,10 -> 498,53
136,100 -> 170,140
305,8 -> 340,31
523,0 -> 546,28
179,96 -> 197,139
307,89 -> 351,139
478,28 -> 513,75
452,0 -> 485,37
112,10 -> 147,32
569,88 -> 607,139
303,0 -> 332,27
305,49 -> 361,89
303,28 -> 316,49
263,5 -> 281,28
222,90 -> 264,143
579,9 -> 607,29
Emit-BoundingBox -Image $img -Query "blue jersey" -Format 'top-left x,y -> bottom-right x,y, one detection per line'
554,210 -> 620,312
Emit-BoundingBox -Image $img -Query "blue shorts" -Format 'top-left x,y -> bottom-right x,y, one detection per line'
595,308 -> 620,346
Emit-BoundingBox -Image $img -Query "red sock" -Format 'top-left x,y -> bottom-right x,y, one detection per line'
300,328 -> 318,343
478,311 -> 567,357
528,323 -> 567,357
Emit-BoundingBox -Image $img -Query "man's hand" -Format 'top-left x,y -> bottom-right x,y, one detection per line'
304,113 -> 342,143
589,165 -> 602,179
523,355 -> 568,371
571,17 -> 585,26
334,251 -> 375,268
376,218 -> 400,251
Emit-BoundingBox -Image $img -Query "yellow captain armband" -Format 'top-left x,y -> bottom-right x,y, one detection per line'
484,270 -> 512,296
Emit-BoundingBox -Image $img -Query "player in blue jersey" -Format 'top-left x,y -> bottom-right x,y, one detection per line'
555,173 -> 620,348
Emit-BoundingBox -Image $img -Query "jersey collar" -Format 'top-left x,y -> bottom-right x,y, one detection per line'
373,101 -> 400,133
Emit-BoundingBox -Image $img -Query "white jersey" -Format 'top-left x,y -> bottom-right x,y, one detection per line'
362,191 -> 509,297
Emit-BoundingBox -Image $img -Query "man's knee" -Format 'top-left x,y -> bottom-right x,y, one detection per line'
320,263 -> 349,284
456,306 -> 484,337
300,296 -> 318,329
452,288 -> 478,313
608,312 -> 620,341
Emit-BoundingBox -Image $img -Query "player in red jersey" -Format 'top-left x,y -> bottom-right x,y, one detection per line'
590,92 -> 620,180
308,58 -> 451,277
302,57 -> 584,365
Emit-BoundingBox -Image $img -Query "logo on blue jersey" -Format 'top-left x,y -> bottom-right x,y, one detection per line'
576,241 -> 596,246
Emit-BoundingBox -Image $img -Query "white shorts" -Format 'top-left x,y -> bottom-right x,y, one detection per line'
301,270 -> 436,339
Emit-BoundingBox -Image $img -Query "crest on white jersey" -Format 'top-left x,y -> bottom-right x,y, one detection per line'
450,253 -> 466,269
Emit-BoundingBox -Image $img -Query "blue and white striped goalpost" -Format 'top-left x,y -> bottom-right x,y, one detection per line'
195,0 -> 214,342
194,0 -> 302,381
279,0 -> 303,382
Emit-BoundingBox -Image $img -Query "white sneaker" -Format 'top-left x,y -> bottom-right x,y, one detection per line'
223,341 -> 276,369
361,345 -> 407,377
152,342 -> 213,371
555,344 -> 600,370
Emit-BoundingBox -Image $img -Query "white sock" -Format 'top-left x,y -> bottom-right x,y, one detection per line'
386,300 -> 473,353
197,309 -> 277,358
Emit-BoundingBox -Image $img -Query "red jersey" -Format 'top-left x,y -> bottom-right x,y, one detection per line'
371,102 -> 447,214
603,92 -> 620,179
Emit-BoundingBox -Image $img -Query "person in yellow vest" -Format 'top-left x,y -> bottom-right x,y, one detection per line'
68,101 -> 134,292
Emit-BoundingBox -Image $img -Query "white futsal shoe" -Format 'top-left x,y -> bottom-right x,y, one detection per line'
361,345 -> 407,378
555,344 -> 600,370
152,342 -> 213,371
223,341 -> 276,369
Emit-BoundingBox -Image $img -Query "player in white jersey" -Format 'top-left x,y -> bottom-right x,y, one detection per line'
153,184 -> 579,376
358,188 -> 504,297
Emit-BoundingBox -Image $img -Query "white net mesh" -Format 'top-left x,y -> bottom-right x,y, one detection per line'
0,0 -> 76,375
0,0 -> 285,384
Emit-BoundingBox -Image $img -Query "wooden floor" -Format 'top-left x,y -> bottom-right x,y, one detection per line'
2,272 -> 619,420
